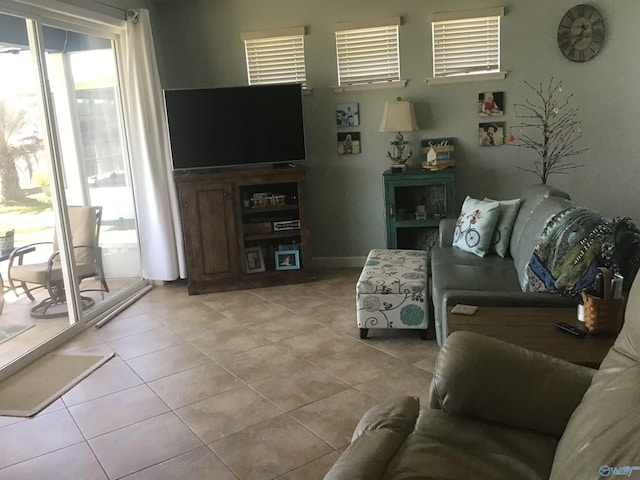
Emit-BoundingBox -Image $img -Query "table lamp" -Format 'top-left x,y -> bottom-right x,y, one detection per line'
379,98 -> 419,172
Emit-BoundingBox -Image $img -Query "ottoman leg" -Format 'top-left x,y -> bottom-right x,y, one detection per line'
359,328 -> 369,339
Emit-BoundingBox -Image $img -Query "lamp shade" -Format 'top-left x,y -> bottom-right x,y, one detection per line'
379,100 -> 419,132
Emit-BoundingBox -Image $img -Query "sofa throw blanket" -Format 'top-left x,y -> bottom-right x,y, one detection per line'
613,218 -> 640,291
524,207 -> 616,294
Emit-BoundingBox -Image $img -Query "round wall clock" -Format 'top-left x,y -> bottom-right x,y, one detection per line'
557,4 -> 605,62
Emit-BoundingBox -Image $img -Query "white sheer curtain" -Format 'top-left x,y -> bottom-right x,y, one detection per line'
123,9 -> 186,280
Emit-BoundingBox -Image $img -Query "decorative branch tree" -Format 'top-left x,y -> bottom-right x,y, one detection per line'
507,78 -> 588,184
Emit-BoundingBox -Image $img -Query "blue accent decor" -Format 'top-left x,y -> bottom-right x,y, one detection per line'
400,304 -> 424,326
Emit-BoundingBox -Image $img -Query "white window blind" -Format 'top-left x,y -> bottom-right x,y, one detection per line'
242,28 -> 307,86
432,12 -> 501,78
335,19 -> 401,86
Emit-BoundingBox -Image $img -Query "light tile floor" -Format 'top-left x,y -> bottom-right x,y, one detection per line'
0,268 -> 440,480
0,277 -> 143,369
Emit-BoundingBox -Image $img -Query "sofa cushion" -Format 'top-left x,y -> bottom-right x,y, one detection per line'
430,247 -> 522,343
510,185 -> 571,242
432,331 -> 595,437
452,196 -> 501,257
382,409 -> 559,480
512,195 -> 576,290
485,197 -> 522,257
431,247 -> 520,292
509,185 -> 572,266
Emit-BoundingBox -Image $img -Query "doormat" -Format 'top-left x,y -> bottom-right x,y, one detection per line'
0,351 -> 114,417
0,324 -> 35,345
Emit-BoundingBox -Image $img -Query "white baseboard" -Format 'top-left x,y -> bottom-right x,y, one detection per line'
313,256 -> 367,268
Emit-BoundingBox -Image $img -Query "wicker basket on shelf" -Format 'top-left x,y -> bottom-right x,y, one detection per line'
581,267 -> 625,335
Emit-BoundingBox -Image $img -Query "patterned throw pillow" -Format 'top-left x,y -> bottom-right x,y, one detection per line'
485,198 -> 522,257
452,196 -> 501,257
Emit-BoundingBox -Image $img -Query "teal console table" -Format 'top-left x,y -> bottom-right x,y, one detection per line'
383,169 -> 456,250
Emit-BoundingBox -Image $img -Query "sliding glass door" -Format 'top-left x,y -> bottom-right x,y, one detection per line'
0,5 -> 146,376
40,23 -> 143,312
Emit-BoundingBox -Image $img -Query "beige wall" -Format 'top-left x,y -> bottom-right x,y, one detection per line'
149,0 -> 640,264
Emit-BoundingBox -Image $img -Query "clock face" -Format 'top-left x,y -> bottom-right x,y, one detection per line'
557,4 -> 605,62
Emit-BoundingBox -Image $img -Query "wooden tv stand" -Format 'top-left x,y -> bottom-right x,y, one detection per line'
174,166 -> 314,294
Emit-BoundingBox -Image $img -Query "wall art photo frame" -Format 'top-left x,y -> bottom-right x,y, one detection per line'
336,103 -> 360,127
478,91 -> 504,116
478,122 -> 505,146
244,247 -> 266,274
275,250 -> 300,270
337,132 -> 361,155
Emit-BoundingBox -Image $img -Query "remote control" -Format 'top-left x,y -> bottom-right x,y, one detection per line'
555,322 -> 587,338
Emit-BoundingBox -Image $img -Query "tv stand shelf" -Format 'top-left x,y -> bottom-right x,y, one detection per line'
244,230 -> 302,242
175,166 -> 313,294
242,204 -> 299,214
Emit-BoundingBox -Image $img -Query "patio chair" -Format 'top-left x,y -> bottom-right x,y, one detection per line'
7,206 -> 109,318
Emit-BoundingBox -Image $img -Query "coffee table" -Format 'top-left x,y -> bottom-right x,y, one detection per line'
447,306 -> 617,368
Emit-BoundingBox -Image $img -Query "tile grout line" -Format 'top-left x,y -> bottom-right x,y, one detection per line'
0,269 -> 439,479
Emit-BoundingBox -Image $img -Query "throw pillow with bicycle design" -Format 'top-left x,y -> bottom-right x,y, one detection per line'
452,196 -> 501,257
454,209 -> 483,248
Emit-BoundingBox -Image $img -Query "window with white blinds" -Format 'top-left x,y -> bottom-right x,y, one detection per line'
242,27 -> 307,86
335,18 -> 401,87
432,9 -> 502,79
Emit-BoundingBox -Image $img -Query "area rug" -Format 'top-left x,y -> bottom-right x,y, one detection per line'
0,324 -> 35,345
0,351 -> 114,417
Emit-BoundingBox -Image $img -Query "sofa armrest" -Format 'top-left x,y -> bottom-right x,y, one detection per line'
323,396 -> 419,480
429,331 -> 595,437
438,218 -> 457,247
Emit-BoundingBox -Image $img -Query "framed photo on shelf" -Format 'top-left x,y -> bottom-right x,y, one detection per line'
244,247 -> 266,274
275,250 -> 300,270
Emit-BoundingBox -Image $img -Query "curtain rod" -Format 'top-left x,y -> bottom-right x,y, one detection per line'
88,0 -> 137,19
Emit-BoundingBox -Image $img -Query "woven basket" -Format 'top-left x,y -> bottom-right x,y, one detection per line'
581,267 -> 625,335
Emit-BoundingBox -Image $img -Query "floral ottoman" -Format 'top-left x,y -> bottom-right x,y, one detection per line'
356,249 -> 428,339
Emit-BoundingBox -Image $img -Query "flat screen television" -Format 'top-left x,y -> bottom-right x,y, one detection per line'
164,84 -> 306,172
